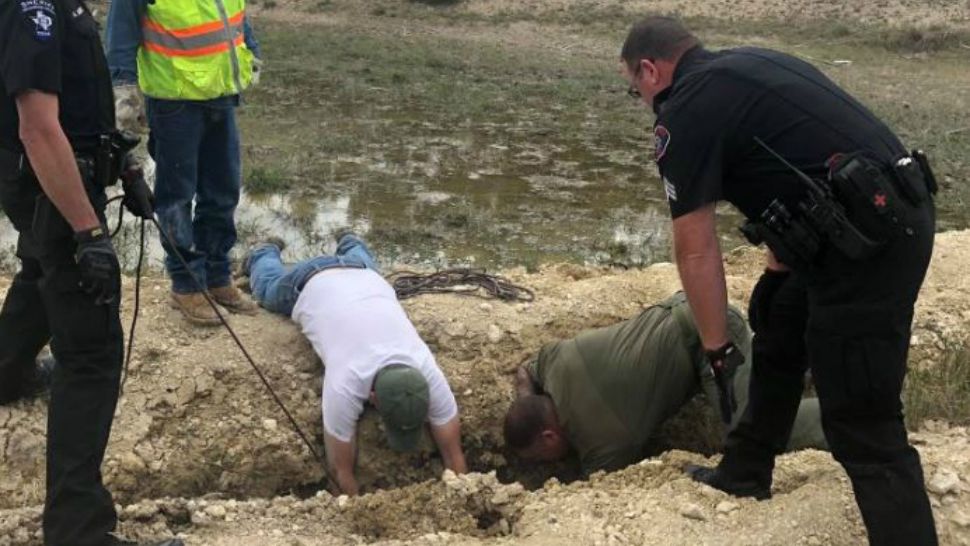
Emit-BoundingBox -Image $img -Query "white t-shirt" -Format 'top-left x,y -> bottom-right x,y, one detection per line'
291,267 -> 458,443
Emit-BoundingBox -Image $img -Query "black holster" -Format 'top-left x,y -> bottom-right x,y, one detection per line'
827,152 -> 913,244
91,131 -> 141,188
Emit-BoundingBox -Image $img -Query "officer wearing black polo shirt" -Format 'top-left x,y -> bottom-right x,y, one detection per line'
620,16 -> 937,545
0,0 -> 176,544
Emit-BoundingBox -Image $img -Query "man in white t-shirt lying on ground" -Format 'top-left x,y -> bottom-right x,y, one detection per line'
240,232 -> 467,495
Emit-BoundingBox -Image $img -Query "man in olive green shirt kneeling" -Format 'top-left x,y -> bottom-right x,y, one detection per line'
505,292 -> 826,474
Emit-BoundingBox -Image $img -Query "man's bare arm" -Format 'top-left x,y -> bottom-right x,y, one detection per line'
514,364 -> 539,398
323,431 -> 359,496
16,91 -> 100,232
672,203 -> 729,351
430,416 -> 467,474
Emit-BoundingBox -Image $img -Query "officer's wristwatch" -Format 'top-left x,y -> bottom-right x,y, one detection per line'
705,342 -> 738,369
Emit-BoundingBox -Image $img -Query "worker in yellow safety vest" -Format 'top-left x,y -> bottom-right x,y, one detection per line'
107,0 -> 262,325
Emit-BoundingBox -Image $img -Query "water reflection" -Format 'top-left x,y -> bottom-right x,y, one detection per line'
236,192 -> 368,262
0,126 -> 737,273
0,182 -> 684,273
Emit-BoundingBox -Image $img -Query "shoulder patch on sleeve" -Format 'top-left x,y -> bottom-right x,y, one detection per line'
663,176 -> 678,202
19,0 -> 56,42
654,125 -> 671,161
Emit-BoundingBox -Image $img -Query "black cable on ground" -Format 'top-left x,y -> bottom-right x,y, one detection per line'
107,194 -> 125,238
387,268 -> 535,302
119,218 -> 145,396
150,217 -> 324,463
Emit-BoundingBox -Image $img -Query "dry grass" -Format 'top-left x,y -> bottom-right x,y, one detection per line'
905,346 -> 970,427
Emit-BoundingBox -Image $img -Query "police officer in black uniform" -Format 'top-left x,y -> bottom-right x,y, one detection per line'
620,16 -> 938,545
0,0 -> 178,544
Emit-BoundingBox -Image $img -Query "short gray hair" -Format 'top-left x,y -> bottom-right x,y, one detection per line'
621,16 -> 700,69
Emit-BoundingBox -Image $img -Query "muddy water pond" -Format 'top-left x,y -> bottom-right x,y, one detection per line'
0,117 -> 959,273
231,130 -> 705,270
0,149 -> 747,273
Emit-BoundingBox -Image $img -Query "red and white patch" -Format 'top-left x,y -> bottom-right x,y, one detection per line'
654,125 -> 671,161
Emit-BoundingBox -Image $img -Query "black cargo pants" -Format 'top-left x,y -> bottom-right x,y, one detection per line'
720,201 -> 938,546
0,154 -> 123,546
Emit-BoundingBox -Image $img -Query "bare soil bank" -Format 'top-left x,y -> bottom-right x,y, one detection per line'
1,231 -> 969,544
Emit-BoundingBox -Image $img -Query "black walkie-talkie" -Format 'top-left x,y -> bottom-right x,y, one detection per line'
753,137 -> 882,262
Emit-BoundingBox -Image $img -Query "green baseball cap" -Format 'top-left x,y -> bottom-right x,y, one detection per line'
374,364 -> 430,452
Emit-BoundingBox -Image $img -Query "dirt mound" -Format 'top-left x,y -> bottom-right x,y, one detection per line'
3,434 -> 969,545
0,231 -> 969,544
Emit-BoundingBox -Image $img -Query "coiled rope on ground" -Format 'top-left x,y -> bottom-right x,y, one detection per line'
387,268 -> 536,302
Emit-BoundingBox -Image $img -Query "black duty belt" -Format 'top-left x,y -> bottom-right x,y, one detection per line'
0,147 -> 97,184
740,141 -> 938,272
0,132 -> 139,188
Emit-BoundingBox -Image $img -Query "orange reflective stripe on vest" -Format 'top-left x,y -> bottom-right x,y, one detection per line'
142,10 -> 245,57
137,0 -> 253,100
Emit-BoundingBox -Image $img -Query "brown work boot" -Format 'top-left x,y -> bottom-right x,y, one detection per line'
209,284 -> 259,315
170,291 -> 221,327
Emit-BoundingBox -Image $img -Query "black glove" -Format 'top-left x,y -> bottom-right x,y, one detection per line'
74,226 -> 121,306
747,268 -> 790,335
705,341 -> 744,424
120,159 -> 155,220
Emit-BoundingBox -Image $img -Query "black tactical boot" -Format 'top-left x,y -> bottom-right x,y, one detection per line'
685,464 -> 772,500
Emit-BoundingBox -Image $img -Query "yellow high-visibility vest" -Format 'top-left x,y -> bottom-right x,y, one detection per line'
137,0 -> 253,100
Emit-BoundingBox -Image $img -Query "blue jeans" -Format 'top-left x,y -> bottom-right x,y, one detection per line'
147,96 -> 241,294
249,234 -> 380,316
